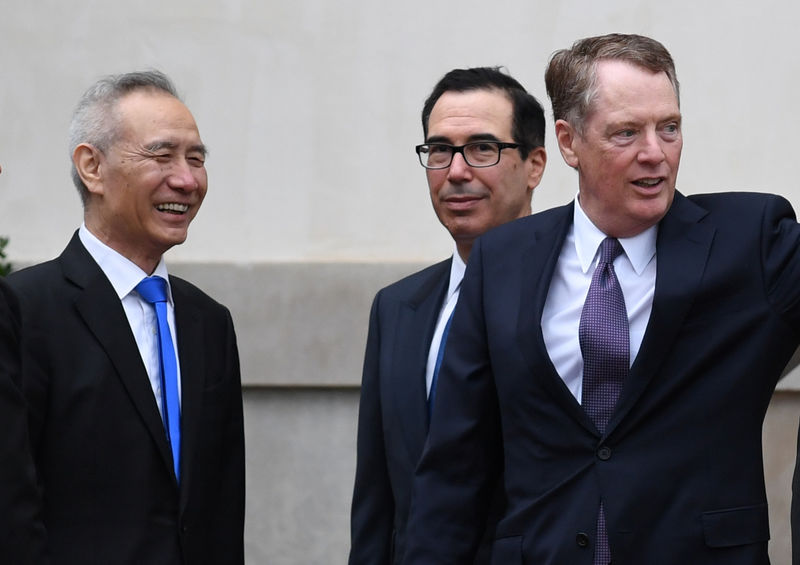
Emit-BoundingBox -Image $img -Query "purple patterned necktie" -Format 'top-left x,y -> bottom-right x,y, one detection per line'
579,237 -> 628,565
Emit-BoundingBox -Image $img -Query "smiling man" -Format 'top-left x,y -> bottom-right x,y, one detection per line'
403,34 -> 800,565
7,71 -> 244,565
348,67 -> 546,565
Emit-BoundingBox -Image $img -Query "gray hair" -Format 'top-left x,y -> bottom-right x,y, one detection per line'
69,70 -> 180,204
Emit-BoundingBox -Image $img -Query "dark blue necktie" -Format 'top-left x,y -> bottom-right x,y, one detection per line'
428,309 -> 454,420
136,276 -> 181,482
579,237 -> 628,565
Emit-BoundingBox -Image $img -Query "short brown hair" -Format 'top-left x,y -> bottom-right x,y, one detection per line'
545,33 -> 679,132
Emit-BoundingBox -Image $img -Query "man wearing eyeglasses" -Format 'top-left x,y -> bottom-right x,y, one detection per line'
348,67 -> 547,565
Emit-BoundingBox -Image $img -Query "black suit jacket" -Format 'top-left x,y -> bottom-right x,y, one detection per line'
7,233 -> 245,565
0,278 -> 47,563
404,192 -> 800,565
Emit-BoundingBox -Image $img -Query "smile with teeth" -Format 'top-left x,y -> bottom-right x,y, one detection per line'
156,202 -> 189,214
633,178 -> 662,188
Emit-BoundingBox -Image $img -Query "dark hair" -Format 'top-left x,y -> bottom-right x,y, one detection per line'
545,33 -> 679,133
421,67 -> 545,157
69,70 -> 181,204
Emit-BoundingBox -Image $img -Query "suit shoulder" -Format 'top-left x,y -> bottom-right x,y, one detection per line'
6,259 -> 61,285
687,191 -> 794,214
374,259 -> 450,302
6,259 -> 63,300
480,203 -> 572,247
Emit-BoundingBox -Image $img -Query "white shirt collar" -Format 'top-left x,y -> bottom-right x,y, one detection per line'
78,223 -> 172,303
573,195 -> 658,275
448,243 -> 466,297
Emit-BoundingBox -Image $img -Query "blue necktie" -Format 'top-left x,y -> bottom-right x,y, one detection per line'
136,276 -> 181,482
428,309 -> 455,420
579,237 -> 628,565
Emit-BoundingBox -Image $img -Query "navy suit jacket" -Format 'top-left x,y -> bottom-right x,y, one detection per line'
404,192 -> 800,565
349,259 -> 451,564
7,233 -> 245,565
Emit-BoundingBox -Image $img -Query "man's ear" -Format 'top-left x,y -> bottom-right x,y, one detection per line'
525,146 -> 547,191
555,119 -> 580,169
72,143 -> 105,195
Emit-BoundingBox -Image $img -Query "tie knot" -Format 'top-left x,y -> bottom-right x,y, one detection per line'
136,276 -> 169,305
598,237 -> 623,266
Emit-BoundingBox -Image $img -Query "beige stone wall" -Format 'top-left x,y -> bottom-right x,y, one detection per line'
4,1 -> 800,266
3,1 -> 800,563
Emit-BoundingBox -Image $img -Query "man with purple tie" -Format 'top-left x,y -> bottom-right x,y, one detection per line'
404,33 -> 800,565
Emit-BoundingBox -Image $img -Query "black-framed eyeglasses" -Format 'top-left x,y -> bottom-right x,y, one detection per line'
415,141 -> 521,169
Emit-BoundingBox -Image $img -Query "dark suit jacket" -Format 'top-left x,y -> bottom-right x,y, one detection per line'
0,278 -> 47,563
7,233 -> 245,565
349,259 -> 450,565
404,192 -> 800,565
349,259 -> 506,565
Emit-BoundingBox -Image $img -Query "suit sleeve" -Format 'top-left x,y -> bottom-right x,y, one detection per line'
762,194 -> 800,329
216,308 -> 245,564
0,279 -> 48,563
349,292 -> 395,564
404,239 -> 502,564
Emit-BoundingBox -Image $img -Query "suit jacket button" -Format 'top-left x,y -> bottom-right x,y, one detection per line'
597,446 -> 612,460
576,532 -> 590,548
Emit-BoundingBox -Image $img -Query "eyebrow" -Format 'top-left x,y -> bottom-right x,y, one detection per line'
144,140 -> 208,157
425,133 -> 502,144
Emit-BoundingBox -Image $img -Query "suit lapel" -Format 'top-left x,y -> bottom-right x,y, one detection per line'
391,261 -> 450,462
60,234 -> 174,474
171,279 -> 204,505
517,204 -> 595,429
608,193 -> 714,433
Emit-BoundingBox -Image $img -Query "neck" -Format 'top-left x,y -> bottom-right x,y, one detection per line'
455,241 -> 471,263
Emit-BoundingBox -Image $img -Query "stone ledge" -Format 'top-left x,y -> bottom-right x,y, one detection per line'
169,262 -> 800,391
170,262 -> 425,387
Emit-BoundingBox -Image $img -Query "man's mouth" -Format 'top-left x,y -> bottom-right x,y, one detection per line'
156,203 -> 189,214
632,177 -> 663,188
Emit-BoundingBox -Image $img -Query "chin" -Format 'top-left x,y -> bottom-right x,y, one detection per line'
446,220 -> 483,240
155,232 -> 189,251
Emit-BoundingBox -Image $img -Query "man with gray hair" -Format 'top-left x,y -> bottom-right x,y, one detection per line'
8,71 -> 245,565
404,33 -> 800,564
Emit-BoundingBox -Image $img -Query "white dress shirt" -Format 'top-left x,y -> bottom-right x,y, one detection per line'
79,224 -> 182,416
541,197 -> 657,403
425,247 -> 466,397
